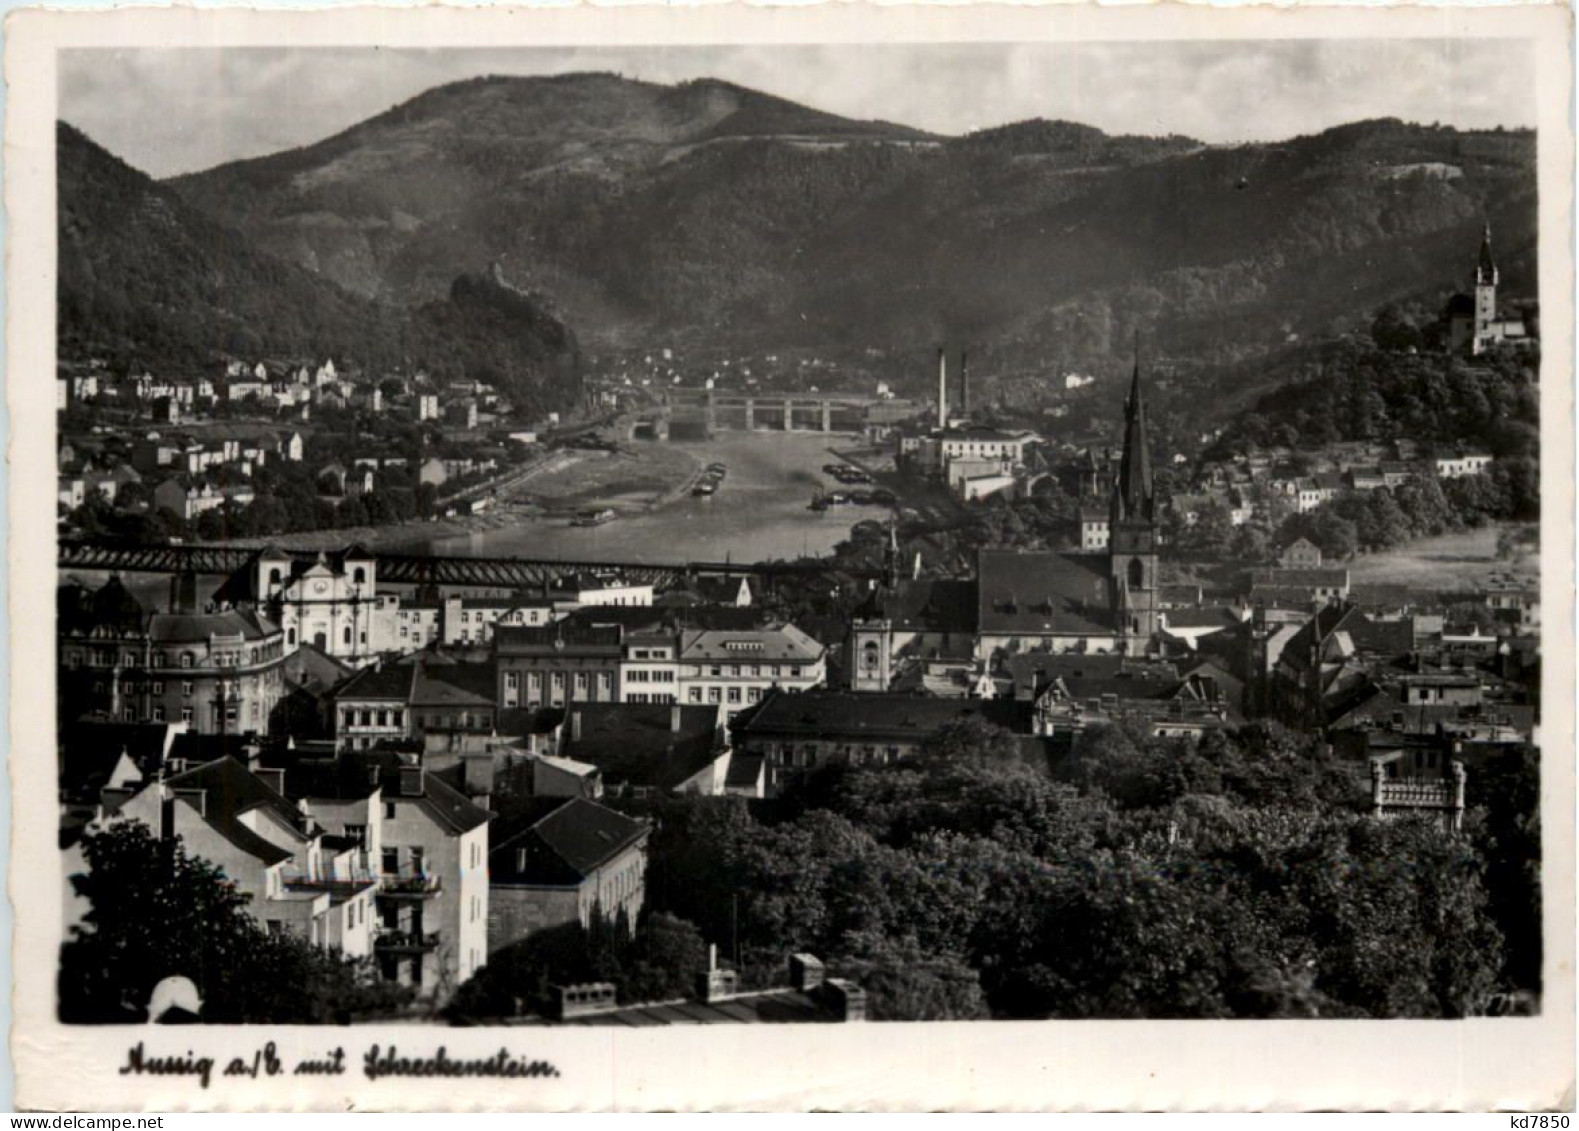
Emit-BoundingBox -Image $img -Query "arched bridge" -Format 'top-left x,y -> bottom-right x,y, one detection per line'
57,539 -> 878,589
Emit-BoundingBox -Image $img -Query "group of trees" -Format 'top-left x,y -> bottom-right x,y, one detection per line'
58,721 -> 1539,1025
1217,340 -> 1538,463
572,719 -> 1539,1021
60,820 -> 412,1024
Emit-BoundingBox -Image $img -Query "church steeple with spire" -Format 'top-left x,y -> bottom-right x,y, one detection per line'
1477,222 -> 1499,288
1108,349 -> 1159,652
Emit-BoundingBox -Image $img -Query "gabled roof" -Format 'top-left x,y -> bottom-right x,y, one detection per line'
492,797 -> 650,885
976,550 -> 1113,636
289,751 -> 493,834
678,624 -> 824,663
732,689 -> 1031,741
60,720 -> 176,790
562,703 -> 722,791
866,578 -> 977,634
160,756 -> 309,866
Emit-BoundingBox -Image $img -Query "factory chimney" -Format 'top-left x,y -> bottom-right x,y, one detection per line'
960,351 -> 970,418
936,347 -> 948,430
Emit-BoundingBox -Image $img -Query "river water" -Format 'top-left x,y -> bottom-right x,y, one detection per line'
418,432 -> 875,564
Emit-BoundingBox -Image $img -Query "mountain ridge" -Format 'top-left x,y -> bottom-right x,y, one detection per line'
58,121 -> 583,417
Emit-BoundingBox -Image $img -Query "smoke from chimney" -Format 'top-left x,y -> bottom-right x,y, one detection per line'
960,351 -> 969,417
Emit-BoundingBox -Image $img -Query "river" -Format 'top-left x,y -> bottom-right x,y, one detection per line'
417,432 -> 879,564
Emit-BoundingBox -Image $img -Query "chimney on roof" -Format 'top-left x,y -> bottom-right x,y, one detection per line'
819,977 -> 868,1023
169,570 -> 199,615
790,953 -> 825,993
398,765 -> 424,798
694,945 -> 739,1004
255,767 -> 285,796
959,351 -> 969,417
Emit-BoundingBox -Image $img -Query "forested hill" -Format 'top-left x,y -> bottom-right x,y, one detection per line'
168,72 -> 1537,385
57,122 -> 583,418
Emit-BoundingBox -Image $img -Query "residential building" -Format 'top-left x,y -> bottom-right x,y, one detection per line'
677,625 -> 826,720
285,752 -> 492,998
488,797 -> 650,951
559,702 -> 728,796
496,624 -> 623,709
330,655 -> 497,750
729,689 -> 1030,795
58,576 -> 287,735
1434,450 -> 1494,479
97,756 -> 376,955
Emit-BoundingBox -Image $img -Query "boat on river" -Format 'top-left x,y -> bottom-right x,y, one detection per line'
571,508 -> 617,527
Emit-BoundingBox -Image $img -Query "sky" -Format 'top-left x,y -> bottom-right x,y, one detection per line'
59,40 -> 1535,180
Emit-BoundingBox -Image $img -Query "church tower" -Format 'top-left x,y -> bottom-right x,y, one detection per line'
1109,356 -> 1159,653
1473,222 -> 1499,354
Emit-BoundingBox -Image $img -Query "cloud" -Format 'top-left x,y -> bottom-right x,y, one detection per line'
59,40 -> 1536,179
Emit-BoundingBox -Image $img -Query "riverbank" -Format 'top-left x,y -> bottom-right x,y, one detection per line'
219,432 -> 872,562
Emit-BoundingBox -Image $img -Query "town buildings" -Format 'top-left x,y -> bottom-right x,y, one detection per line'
59,575 -> 288,735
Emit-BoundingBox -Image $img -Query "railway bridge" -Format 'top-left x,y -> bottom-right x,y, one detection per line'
57,538 -> 878,590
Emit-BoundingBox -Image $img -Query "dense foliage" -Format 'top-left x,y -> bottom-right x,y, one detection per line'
601,721 -> 1535,1020
1217,340 -> 1539,462
60,820 -> 412,1024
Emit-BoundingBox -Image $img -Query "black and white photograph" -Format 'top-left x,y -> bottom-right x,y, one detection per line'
9,3 -> 1574,1111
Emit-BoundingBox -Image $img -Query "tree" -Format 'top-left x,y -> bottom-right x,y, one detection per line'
59,819 -> 409,1024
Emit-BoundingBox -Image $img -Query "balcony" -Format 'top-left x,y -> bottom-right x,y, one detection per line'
377,872 -> 441,899
374,928 -> 442,953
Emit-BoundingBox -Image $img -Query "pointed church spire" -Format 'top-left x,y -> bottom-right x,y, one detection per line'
1478,221 -> 1498,286
1115,345 -> 1154,523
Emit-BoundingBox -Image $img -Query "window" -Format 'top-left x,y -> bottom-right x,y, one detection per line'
409,847 -> 425,875
153,706 -> 166,722
708,688 -> 721,704
180,706 -> 193,724
385,802 -> 397,821
226,705 -> 238,722
382,848 -> 399,874
343,626 -> 352,646
122,706 -> 135,722
727,687 -> 741,704
346,825 -> 366,847
689,688 -> 703,704
152,681 -> 164,695
180,653 -> 192,668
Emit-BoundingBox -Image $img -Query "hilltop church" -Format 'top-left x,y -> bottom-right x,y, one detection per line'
1445,224 -> 1534,356
851,360 -> 1160,692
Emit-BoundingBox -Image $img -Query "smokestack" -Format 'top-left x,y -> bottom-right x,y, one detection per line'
936,348 -> 947,430
960,351 -> 970,417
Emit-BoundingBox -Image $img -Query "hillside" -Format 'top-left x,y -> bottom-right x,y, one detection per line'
58,122 -> 583,417
168,75 -> 1537,399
